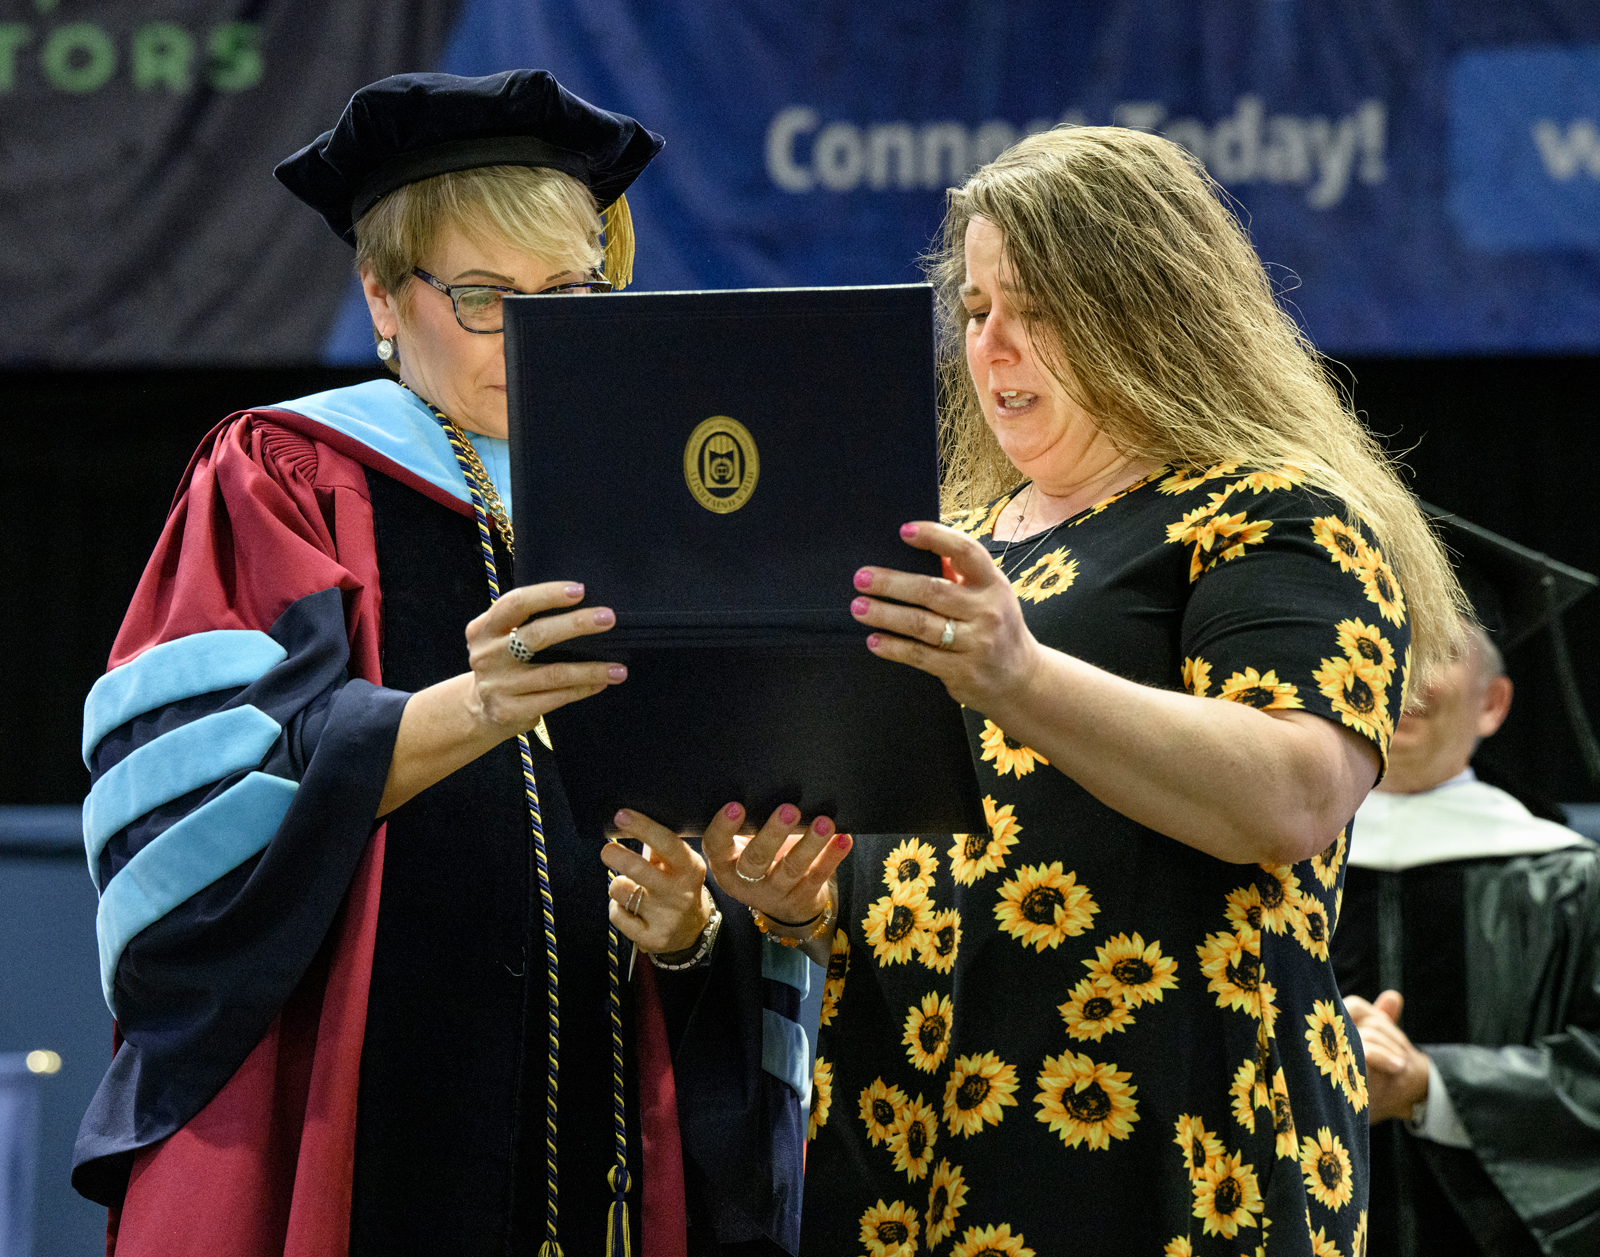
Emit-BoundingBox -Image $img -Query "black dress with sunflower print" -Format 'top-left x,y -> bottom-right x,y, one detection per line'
800,464 -> 1409,1257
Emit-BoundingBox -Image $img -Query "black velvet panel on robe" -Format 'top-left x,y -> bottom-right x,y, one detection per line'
1334,864 -> 1540,1257
351,468 -> 644,1257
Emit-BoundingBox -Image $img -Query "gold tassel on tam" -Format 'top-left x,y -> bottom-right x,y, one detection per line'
605,1165 -> 632,1257
602,194 -> 636,290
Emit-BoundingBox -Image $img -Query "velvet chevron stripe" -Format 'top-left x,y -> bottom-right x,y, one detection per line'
759,937 -> 813,1101
760,936 -> 812,993
96,770 -> 299,1013
760,1009 -> 813,1105
82,705 -> 283,890
82,630 -> 287,765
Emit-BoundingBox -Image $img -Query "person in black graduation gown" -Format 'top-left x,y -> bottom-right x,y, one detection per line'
1334,522 -> 1600,1257
73,70 -> 832,1257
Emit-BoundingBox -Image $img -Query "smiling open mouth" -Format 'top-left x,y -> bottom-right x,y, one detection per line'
997,390 -> 1037,411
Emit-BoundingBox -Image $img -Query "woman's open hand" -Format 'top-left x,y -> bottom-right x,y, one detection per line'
377,580 -> 625,817
603,810 -> 714,956
850,521 -> 1043,712
701,802 -> 852,929
464,579 -> 626,738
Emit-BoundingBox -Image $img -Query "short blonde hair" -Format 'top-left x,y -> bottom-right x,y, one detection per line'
929,125 -> 1466,701
354,164 -> 604,368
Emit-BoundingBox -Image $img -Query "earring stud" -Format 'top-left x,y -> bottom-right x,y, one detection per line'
376,337 -> 394,360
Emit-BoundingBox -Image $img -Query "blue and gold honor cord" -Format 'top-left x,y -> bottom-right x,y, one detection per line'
417,392 -> 632,1257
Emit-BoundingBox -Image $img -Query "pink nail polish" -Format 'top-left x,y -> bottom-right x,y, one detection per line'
814,816 -> 834,837
834,832 -> 852,849
607,665 -> 627,681
565,583 -> 584,598
900,522 -> 919,539
725,802 -> 742,820
779,804 -> 799,825
614,809 -> 631,828
853,569 -> 873,590
593,608 -> 615,626
867,634 -> 882,649
851,597 -> 869,616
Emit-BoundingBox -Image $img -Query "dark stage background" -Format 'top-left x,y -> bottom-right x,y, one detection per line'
3,356 -> 1598,810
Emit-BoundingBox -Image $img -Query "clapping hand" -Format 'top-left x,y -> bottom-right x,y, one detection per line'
1344,991 -> 1431,1124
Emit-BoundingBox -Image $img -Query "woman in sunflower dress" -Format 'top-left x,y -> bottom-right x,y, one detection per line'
797,128 -> 1466,1257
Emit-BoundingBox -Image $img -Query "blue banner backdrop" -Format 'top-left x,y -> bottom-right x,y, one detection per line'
6,2 -> 1598,365
322,1 -> 1600,361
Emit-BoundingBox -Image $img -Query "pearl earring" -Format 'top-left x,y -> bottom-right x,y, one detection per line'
376,336 -> 395,360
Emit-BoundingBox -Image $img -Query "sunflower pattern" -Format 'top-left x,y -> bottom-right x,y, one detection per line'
1059,977 -> 1135,1042
1034,1051 -> 1138,1149
1217,667 -> 1303,711
1309,828 -> 1346,892
810,1057 -> 833,1140
979,719 -> 1050,779
1167,501 -> 1274,582
949,795 -> 1021,886
820,928 -> 849,1027
803,467 -> 1397,1256
916,907 -> 962,974
887,1093 -> 939,1180
933,1051 -> 1017,1140
864,882 -> 934,966
1300,1127 -> 1355,1212
903,992 -> 955,1073
860,1078 -> 908,1147
1229,1058 -> 1269,1132
1174,1113 -> 1226,1180
883,838 -> 939,896
1082,932 -> 1179,1007
925,1159 -> 968,1248
1192,1149 -> 1264,1238
951,1223 -> 1035,1257
1011,547 -> 1079,603
859,1199 -> 920,1257
995,863 -> 1098,951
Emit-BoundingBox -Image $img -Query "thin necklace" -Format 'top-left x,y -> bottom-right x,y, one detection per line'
996,483 -> 1057,579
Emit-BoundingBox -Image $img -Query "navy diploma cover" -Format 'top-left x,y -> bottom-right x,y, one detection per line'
505,284 -> 985,834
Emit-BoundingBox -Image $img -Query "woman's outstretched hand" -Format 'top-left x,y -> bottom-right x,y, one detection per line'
850,521 -> 1042,712
377,579 -> 624,817
602,811 -> 715,957
464,579 -> 626,738
700,802 -> 852,928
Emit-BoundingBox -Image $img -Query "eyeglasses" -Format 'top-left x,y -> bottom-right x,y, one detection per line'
411,267 -> 614,333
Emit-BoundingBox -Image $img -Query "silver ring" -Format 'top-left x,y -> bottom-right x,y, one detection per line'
626,886 -> 644,916
938,620 -> 955,649
507,625 -> 536,664
734,865 -> 767,884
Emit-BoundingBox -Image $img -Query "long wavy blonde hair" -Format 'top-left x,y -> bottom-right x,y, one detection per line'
929,125 -> 1465,698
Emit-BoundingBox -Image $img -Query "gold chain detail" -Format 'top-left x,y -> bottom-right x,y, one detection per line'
401,383 -> 515,556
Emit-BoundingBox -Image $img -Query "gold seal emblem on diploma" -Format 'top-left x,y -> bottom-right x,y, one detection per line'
683,416 -> 760,514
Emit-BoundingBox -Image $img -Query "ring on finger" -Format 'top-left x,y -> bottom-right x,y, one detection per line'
507,625 -> 536,664
734,864 -> 767,884
626,886 -> 644,916
938,619 -> 956,649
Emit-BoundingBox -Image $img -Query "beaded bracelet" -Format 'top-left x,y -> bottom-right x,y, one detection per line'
751,884 -> 838,949
651,905 -> 723,971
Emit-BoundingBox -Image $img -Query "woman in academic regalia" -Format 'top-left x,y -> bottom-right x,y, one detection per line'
72,70 -> 838,1257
